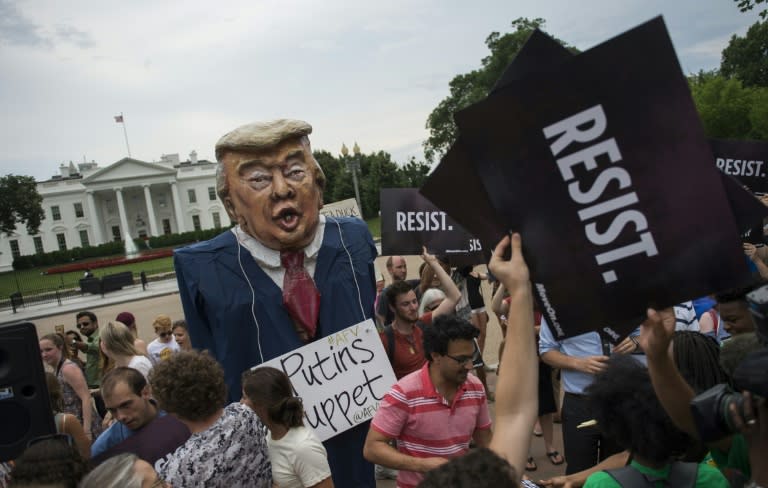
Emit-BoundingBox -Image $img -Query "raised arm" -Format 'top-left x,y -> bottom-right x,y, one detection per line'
490,282 -> 508,318
422,246 -> 461,318
639,307 -> 700,437
487,233 -> 537,481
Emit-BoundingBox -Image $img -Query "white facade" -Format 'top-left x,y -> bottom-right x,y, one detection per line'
0,154 -> 226,272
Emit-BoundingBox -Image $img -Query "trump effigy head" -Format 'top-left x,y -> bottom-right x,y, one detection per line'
215,119 -> 327,251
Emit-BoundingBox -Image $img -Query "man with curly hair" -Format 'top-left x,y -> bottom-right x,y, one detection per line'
150,351 -> 271,487
582,354 -> 728,487
364,314 -> 492,488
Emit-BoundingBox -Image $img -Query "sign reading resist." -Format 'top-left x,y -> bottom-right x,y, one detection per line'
380,188 -> 485,264
711,139 -> 768,194
257,319 -> 396,442
453,17 -> 750,341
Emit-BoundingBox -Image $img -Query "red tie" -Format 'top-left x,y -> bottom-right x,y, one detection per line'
281,251 -> 321,340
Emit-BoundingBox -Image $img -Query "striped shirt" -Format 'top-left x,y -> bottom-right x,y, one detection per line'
371,363 -> 491,488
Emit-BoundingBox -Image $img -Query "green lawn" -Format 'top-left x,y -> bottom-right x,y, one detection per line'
0,256 -> 175,297
366,216 -> 381,239
2,219 -> 381,298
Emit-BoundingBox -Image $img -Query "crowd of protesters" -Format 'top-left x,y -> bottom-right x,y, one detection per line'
1,231 -> 766,487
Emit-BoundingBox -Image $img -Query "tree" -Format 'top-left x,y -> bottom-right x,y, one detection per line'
734,0 -> 768,19
0,175 -> 44,235
315,149 -> 432,219
688,70 -> 768,140
423,18 -> 577,163
721,21 -> 768,87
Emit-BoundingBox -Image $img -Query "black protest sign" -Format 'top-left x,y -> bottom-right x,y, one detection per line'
380,188 -> 484,264
420,30 -> 573,257
455,17 -> 751,341
719,173 -> 768,244
711,139 -> 768,194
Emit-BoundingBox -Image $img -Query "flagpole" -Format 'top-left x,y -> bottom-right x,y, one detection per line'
120,112 -> 132,157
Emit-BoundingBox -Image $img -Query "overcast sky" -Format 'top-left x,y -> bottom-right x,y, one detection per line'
0,0 -> 761,181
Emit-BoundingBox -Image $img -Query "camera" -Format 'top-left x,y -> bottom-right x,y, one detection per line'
690,285 -> 768,442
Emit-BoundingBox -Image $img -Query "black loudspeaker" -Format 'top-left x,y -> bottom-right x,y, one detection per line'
0,322 -> 55,461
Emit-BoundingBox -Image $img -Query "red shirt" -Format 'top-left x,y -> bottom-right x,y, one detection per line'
380,325 -> 426,380
371,363 -> 492,488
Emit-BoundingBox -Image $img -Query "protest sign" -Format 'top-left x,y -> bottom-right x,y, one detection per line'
720,172 -> 768,244
258,319 -> 396,442
320,198 -> 362,220
420,30 -> 573,256
380,188 -> 485,264
453,17 -> 751,341
711,139 -> 768,194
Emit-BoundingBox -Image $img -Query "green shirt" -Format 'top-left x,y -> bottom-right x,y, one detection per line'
84,328 -> 101,387
710,434 -> 751,484
583,459 -> 729,488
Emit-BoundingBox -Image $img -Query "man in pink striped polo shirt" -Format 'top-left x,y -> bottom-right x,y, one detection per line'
363,314 -> 492,488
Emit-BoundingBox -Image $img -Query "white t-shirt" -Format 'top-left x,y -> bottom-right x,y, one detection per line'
127,355 -> 154,380
147,338 -> 180,364
268,426 -> 331,488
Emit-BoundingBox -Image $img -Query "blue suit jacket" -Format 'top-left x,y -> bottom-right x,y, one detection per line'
174,216 -> 377,488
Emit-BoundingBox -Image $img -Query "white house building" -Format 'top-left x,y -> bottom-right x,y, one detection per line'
0,152 -> 226,272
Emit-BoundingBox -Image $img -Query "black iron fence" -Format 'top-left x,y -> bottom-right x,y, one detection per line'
0,262 -> 177,314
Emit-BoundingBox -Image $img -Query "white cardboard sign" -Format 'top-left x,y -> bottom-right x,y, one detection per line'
257,319 -> 396,441
320,198 -> 362,219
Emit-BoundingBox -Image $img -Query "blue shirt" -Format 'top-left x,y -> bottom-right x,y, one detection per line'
539,319 -> 602,394
91,410 -> 167,458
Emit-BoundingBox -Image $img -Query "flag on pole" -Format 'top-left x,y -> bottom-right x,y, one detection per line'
114,115 -> 124,123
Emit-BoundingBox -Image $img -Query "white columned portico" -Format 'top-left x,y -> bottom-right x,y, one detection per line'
170,181 -> 186,233
114,187 -> 131,240
143,184 -> 159,237
85,190 -> 104,244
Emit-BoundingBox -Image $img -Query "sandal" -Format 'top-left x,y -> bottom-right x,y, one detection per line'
546,450 -> 564,466
525,457 -> 538,471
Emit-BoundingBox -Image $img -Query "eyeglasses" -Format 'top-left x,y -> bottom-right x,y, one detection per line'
76,321 -> 91,329
444,353 -> 479,366
158,332 -> 171,338
26,433 -> 73,448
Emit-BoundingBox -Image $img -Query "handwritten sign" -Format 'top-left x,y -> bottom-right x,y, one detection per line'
320,198 -> 362,219
257,319 -> 396,441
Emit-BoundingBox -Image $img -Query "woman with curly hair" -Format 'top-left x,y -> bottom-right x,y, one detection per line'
150,351 -> 271,487
242,366 -> 333,488
39,333 -> 103,441
582,355 -> 728,487
99,321 -> 153,381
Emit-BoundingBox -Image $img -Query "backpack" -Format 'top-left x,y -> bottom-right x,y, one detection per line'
383,321 -> 426,363
604,461 -> 698,488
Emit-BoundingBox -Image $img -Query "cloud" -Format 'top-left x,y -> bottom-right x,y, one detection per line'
55,24 -> 95,49
0,0 -> 51,47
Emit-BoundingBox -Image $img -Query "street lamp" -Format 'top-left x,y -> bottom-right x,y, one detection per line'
341,142 -> 363,216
